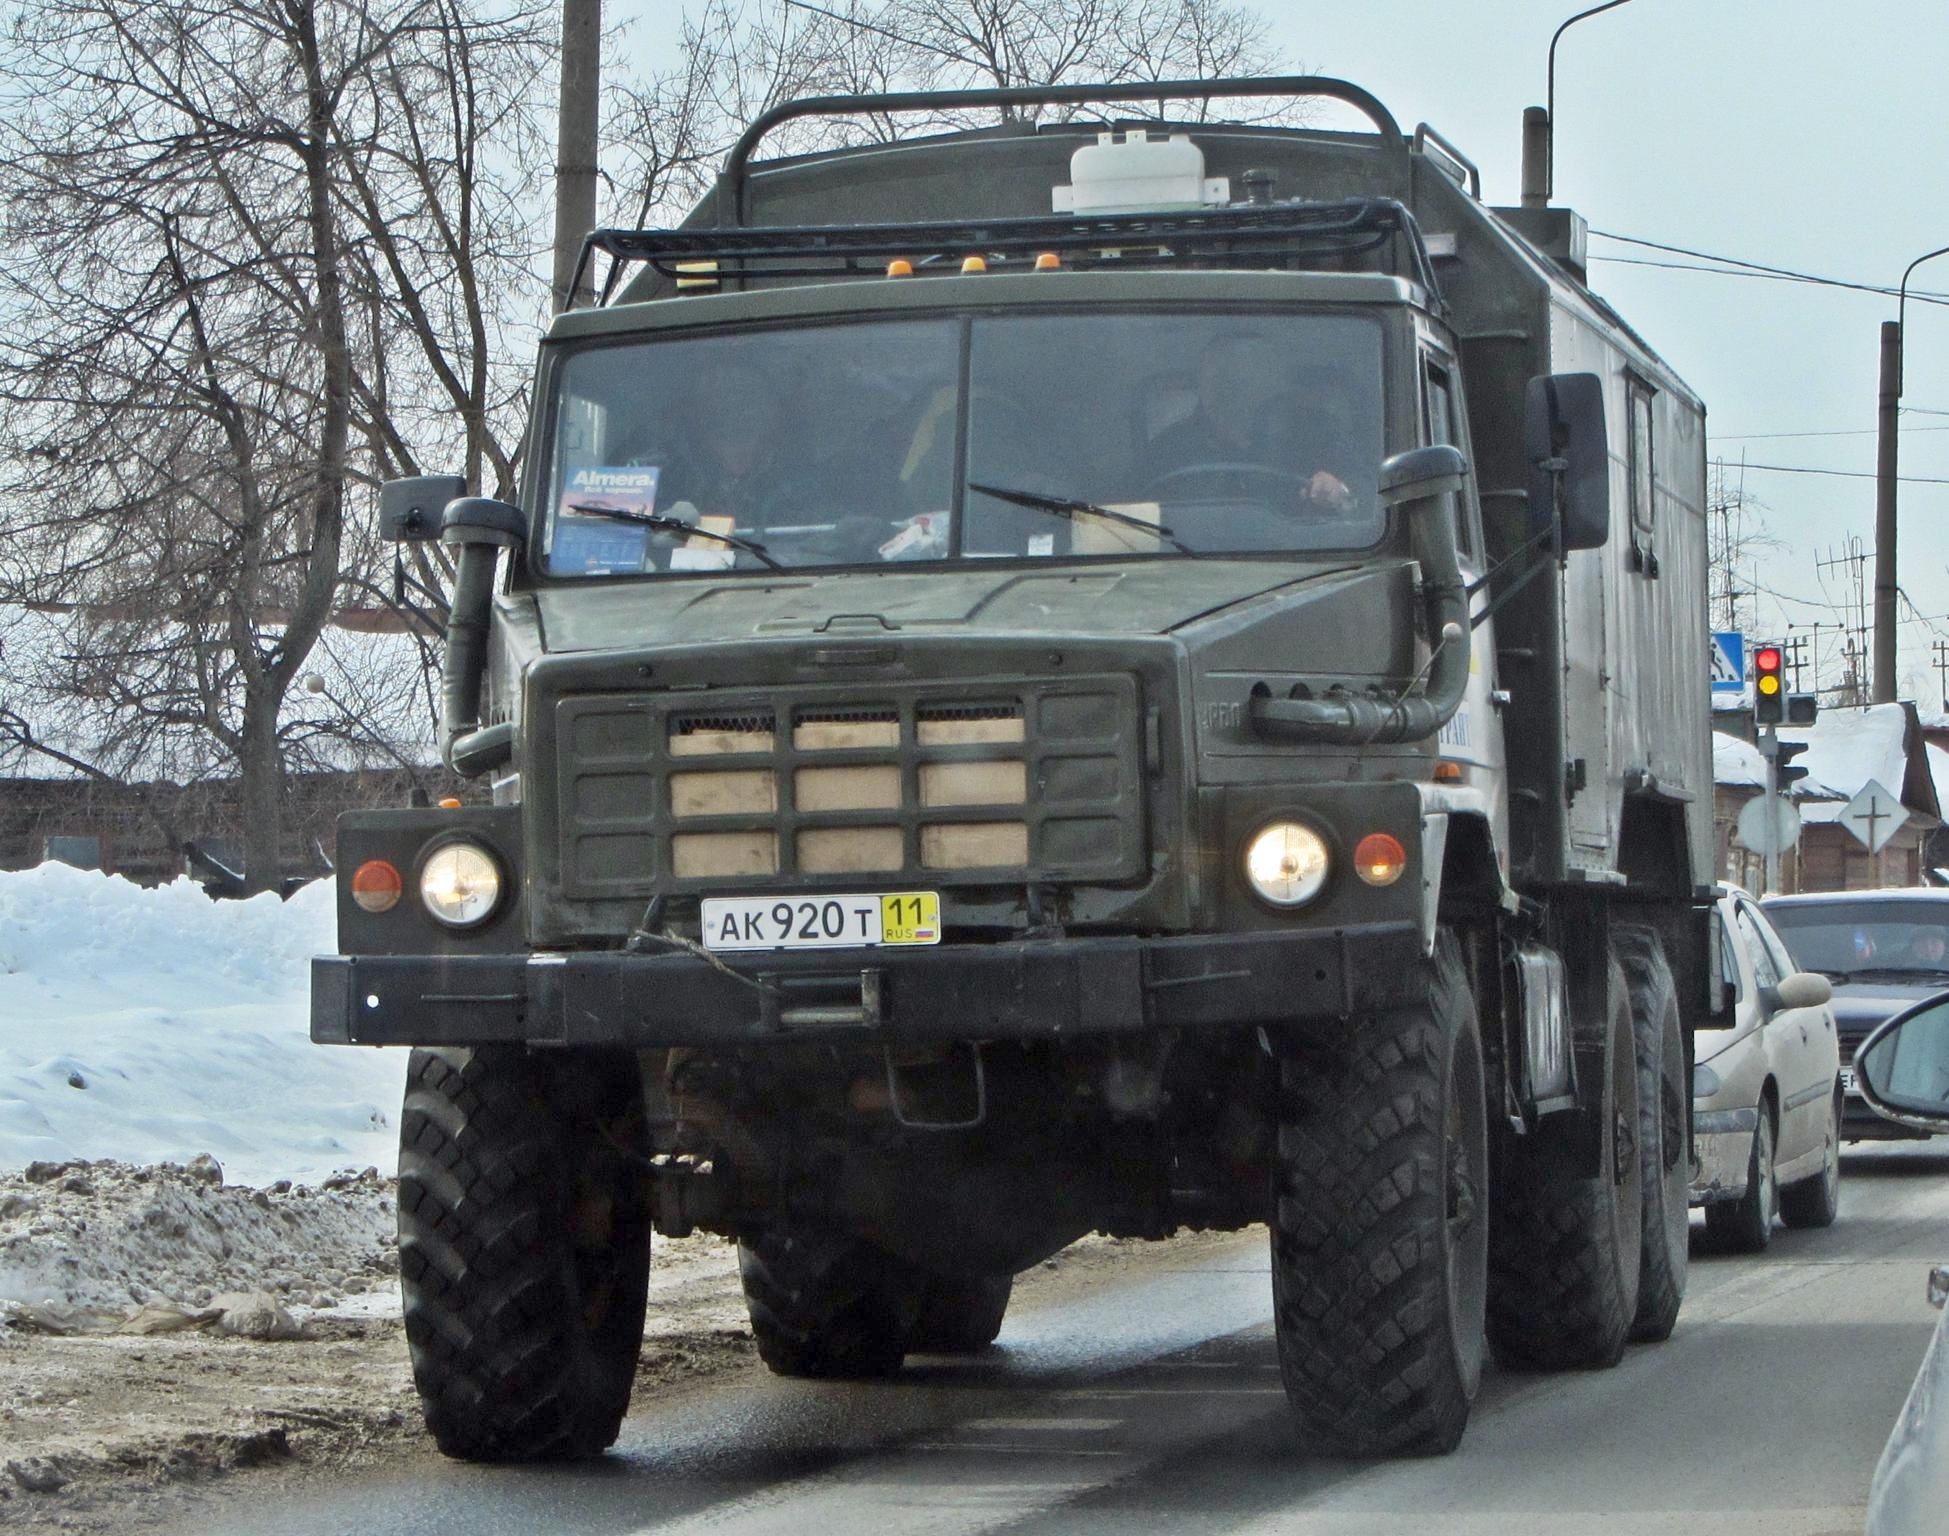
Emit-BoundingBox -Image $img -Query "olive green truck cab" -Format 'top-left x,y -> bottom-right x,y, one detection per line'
315,79 -> 1713,1461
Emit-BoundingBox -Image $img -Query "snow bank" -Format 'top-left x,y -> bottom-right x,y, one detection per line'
0,864 -> 405,1185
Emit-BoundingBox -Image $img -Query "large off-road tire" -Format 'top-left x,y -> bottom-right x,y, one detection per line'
397,1046 -> 651,1462
738,1232 -> 914,1378
1780,1087 -> 1843,1230
1271,928 -> 1490,1457
1487,953 -> 1643,1371
1706,1103 -> 1777,1253
907,1274 -> 1012,1353
1613,926 -> 1689,1343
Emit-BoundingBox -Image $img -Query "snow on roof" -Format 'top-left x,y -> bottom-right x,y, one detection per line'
1715,704 -> 1914,808
1929,742 -> 1949,824
1714,731 -> 1766,789
1778,703 -> 1910,803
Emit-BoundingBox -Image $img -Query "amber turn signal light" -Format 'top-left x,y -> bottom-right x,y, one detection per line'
1352,833 -> 1407,887
350,859 -> 403,914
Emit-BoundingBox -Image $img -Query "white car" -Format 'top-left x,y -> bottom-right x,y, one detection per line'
1690,886 -> 1842,1250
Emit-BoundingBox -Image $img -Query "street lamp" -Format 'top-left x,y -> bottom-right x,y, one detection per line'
1524,0 -> 1640,207
1871,244 -> 1949,703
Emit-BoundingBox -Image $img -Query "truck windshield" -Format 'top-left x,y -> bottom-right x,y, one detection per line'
541,310 -> 1384,576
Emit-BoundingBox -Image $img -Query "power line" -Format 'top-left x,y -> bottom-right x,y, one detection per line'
1713,425 -> 1949,442
1589,229 -> 1949,308
1736,462 -> 1949,485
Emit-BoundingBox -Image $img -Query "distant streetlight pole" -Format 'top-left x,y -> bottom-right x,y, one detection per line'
1523,0 -> 1639,208
1871,243 -> 1949,703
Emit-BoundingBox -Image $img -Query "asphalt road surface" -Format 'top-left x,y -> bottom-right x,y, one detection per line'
163,1142 -> 1949,1536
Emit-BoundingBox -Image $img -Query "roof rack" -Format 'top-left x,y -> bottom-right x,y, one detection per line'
575,196 -> 1443,310
717,76 -> 1412,228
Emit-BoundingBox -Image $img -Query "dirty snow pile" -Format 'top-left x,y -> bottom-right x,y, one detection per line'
0,1156 -> 395,1312
0,862 -> 406,1186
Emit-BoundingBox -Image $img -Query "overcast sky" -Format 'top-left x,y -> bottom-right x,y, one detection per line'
635,1 -> 1949,701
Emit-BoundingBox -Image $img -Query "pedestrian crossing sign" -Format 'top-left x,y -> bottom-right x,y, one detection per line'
1711,632 -> 1744,697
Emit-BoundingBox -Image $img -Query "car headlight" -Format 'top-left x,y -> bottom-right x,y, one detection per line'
1243,820 -> 1331,908
419,841 -> 503,928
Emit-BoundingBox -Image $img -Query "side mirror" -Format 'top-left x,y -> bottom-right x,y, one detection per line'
1379,444 -> 1467,509
1523,373 -> 1610,552
379,474 -> 466,542
1770,971 -> 1833,1011
1856,991 -> 1949,1134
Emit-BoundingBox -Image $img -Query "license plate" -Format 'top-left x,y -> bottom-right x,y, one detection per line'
701,891 -> 941,952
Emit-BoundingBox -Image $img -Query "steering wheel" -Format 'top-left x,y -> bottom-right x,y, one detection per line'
1147,461 -> 1314,496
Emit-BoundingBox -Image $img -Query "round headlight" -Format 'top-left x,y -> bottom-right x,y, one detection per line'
1243,821 -> 1331,908
419,841 -> 503,928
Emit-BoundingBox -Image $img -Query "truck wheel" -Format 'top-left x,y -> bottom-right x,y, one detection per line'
1613,926 -> 1689,1343
907,1274 -> 1012,1353
1780,1088 -> 1842,1229
1271,928 -> 1489,1457
1706,1104 -> 1777,1252
397,1046 -> 651,1462
739,1232 -> 913,1378
1487,954 -> 1642,1370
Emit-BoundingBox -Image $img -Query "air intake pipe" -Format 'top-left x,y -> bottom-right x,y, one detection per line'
438,497 -> 526,776
1248,446 -> 1471,746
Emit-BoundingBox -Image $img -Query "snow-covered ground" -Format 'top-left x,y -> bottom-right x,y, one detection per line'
0,863 -> 405,1186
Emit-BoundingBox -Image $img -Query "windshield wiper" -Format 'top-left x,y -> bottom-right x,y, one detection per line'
566,502 -> 784,571
968,482 -> 1199,557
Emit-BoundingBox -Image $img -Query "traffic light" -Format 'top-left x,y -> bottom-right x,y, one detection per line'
1754,642 -> 1785,725
1787,693 -> 1819,726
1774,737 -> 1811,791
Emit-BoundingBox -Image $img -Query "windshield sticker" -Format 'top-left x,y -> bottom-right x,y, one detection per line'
553,465 -> 660,574
1028,533 -> 1056,557
560,465 -> 659,518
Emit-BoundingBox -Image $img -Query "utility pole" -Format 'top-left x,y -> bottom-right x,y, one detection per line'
1784,633 -> 1808,692
551,0 -> 601,315
1873,319 -> 1901,701
1935,638 -> 1949,712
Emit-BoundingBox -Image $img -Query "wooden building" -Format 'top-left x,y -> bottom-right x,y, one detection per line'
1715,703 -> 1941,895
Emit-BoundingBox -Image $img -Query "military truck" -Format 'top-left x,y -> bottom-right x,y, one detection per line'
314,77 -> 1713,1461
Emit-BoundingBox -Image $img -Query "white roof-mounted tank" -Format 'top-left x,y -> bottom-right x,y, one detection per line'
1052,131 -> 1230,215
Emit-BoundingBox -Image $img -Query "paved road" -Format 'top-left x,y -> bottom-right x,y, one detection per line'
174,1143 -> 1949,1536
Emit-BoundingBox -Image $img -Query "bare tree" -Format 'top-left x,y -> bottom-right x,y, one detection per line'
612,0 -> 1295,225
1707,457 -> 1781,637
0,0 -> 549,892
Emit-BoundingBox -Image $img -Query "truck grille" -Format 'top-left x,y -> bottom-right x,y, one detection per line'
555,678 -> 1143,897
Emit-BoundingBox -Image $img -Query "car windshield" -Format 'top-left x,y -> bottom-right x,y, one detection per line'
539,310 -> 1385,576
1762,898 -> 1949,978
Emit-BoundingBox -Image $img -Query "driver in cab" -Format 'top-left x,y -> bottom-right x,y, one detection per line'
655,362 -> 789,523
1145,333 -> 1355,511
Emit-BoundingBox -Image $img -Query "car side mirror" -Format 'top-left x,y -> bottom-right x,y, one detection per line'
379,474 -> 467,542
1523,373 -> 1609,552
1379,444 -> 1467,509
1856,991 -> 1949,1134
1770,971 -> 1833,1011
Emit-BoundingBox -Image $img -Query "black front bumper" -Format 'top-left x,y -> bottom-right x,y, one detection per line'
312,922 -> 1427,1049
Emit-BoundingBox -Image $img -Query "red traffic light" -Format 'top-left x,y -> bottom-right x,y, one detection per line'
1755,646 -> 1783,673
